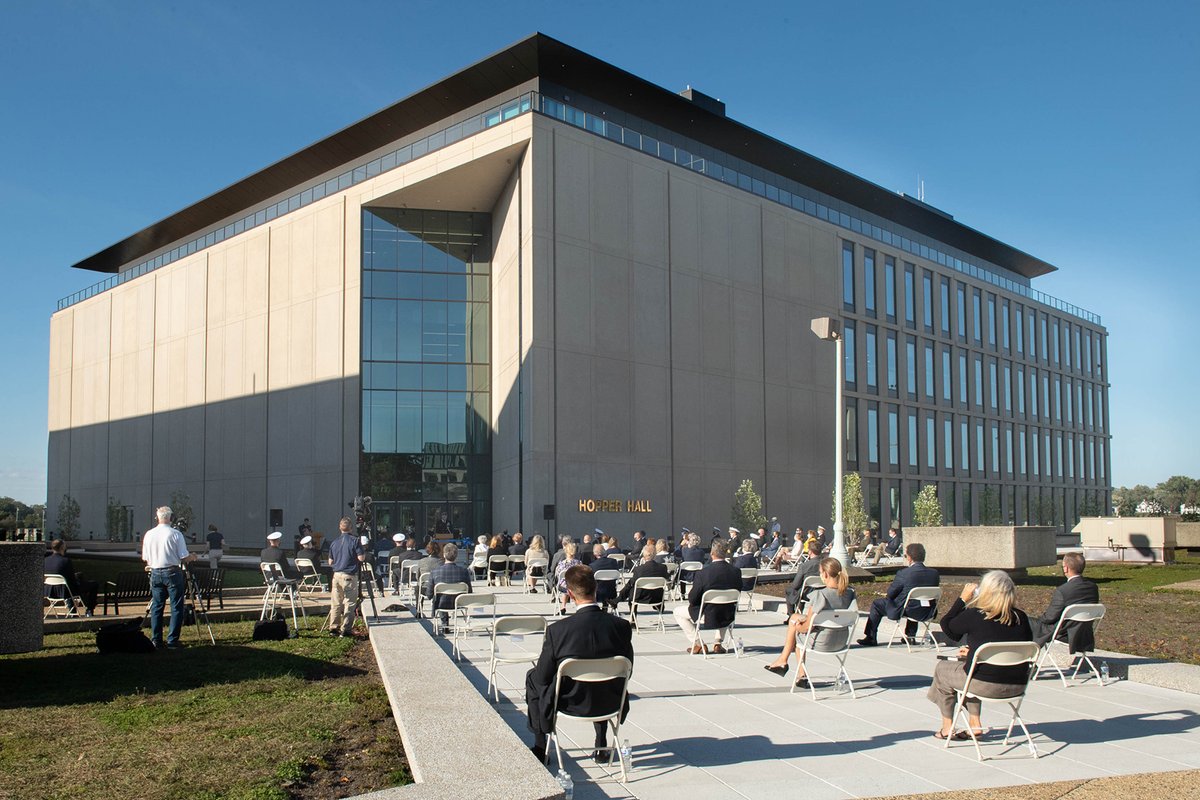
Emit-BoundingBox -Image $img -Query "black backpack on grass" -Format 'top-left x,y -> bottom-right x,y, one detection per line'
96,617 -> 156,654
252,613 -> 290,641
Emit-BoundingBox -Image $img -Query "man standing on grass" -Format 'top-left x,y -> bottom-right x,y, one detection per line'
327,517 -> 364,638
141,506 -> 196,650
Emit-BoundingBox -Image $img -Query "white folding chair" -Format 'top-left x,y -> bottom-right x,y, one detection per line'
43,574 -> 80,618
546,656 -> 634,782
791,608 -> 859,699
431,581 -> 468,635
663,562 -> 680,598
739,568 -> 759,612
524,556 -> 548,594
398,559 -> 421,601
676,561 -> 702,600
628,577 -> 669,633
487,615 -> 546,701
259,562 -> 307,629
1034,603 -> 1107,686
508,554 -> 526,586
592,569 -> 621,612
610,552 -> 628,578
487,555 -> 510,587
452,592 -> 495,660
797,575 -> 826,615
887,586 -> 942,651
693,588 -> 740,659
945,641 -> 1041,761
294,558 -> 326,593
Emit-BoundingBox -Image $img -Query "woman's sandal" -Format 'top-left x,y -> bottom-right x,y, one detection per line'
763,663 -> 789,677
934,730 -> 971,740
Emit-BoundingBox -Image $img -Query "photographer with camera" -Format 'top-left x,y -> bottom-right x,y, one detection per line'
141,506 -> 197,649
327,516 -> 364,637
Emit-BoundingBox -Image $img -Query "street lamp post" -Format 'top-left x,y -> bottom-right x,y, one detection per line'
810,317 -> 849,570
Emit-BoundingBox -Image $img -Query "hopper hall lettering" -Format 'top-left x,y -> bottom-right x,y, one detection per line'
578,499 -> 654,513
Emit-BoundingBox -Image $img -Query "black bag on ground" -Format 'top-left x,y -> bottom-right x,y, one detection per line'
96,617 -> 156,654
252,618 -> 289,641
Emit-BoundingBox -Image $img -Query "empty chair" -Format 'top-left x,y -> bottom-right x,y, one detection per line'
545,656 -> 634,781
610,552 -> 628,576
1034,603 -> 1108,687
887,586 -> 942,651
945,641 -> 1042,761
399,559 -> 422,601
452,592 -> 496,660
43,574 -> 79,618
487,615 -> 547,702
739,568 -> 759,612
692,588 -> 740,659
790,609 -> 859,700
627,576 -> 668,633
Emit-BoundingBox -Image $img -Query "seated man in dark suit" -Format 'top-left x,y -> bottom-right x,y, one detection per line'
858,542 -> 940,646
1031,552 -> 1100,653
588,544 -> 621,609
44,539 -> 98,616
526,565 -> 634,764
730,539 -> 759,591
423,543 -> 472,627
617,544 -> 669,615
784,540 -> 823,615
673,541 -> 742,654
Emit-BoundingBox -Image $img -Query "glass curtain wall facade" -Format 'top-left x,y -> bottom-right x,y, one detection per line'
840,238 -> 1109,531
360,209 -> 492,540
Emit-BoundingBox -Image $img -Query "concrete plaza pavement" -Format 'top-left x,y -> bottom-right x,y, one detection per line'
415,582 -> 1200,800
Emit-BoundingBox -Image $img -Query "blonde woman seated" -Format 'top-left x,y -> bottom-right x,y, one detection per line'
928,570 -> 1033,740
763,558 -> 857,689
524,535 -> 548,593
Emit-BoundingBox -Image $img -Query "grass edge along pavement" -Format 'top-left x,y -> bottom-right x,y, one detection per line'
0,619 -> 410,800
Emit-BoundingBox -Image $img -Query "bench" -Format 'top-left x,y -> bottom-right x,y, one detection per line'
103,571 -> 151,615
188,566 -> 226,611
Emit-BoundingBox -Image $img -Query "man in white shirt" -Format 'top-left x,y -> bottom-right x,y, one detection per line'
141,506 -> 196,649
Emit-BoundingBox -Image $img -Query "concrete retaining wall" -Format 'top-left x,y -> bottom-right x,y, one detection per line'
0,542 -> 45,654
1177,522 -> 1200,549
905,526 -> 1057,570
357,611 -> 563,800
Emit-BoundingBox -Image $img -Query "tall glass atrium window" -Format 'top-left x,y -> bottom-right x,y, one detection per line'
360,208 -> 491,540
842,241 -> 855,310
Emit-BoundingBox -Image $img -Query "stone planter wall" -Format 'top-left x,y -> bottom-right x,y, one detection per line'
904,526 -> 1057,570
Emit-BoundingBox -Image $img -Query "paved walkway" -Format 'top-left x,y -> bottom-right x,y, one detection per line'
418,583 -> 1200,800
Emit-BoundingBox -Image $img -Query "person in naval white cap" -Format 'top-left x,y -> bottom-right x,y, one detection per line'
261,530 -> 298,578
296,535 -> 322,573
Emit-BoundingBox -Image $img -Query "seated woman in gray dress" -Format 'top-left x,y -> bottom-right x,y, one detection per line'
763,558 -> 857,689
927,570 -> 1033,740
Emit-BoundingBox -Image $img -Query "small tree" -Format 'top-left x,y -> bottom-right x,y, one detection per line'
980,486 -> 1001,525
169,489 -> 194,535
57,494 -> 80,540
731,479 -> 767,535
834,472 -> 869,537
106,496 -> 124,541
913,484 -> 943,527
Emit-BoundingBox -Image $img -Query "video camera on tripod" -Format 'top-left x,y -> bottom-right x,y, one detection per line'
350,495 -> 373,535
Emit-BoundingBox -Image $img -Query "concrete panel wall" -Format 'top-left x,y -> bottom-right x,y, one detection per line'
520,114 -> 840,541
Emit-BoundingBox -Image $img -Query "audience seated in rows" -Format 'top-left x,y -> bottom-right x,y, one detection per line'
424,542 -> 472,627
784,540 -> 824,615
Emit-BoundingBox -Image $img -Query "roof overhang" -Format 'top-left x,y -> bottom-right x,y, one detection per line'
71,33 -> 1055,280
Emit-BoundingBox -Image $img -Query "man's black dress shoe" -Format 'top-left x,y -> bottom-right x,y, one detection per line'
856,637 -> 878,647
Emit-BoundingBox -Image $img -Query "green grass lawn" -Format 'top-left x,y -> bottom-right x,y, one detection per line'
0,621 -> 408,800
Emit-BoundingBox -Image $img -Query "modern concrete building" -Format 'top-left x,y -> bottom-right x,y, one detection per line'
47,34 -> 1110,547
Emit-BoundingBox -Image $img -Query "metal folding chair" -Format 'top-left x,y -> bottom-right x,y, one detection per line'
628,577 -> 668,633
945,641 -> 1041,761
886,586 -> 942,651
43,574 -> 80,618
790,609 -> 859,699
294,558 -> 326,593
545,656 -> 634,782
1034,603 -> 1107,686
487,615 -> 546,701
452,592 -> 495,661
739,568 -> 759,612
430,581 -> 468,635
487,555 -> 510,587
692,588 -> 740,659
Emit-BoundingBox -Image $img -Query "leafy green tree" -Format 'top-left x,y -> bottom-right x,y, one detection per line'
980,486 -> 1002,525
57,495 -> 80,539
106,497 -> 125,541
731,479 -> 766,535
913,484 -> 943,527
834,472 -> 869,536
1155,476 -> 1200,514
169,489 -> 194,535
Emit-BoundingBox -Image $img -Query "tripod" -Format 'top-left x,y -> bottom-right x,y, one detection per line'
182,564 -> 216,645
356,560 -> 379,625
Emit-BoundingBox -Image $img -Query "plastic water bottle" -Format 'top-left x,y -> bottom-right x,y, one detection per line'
1100,661 -> 1110,684
735,637 -> 745,657
620,738 -> 632,766
558,769 -> 574,800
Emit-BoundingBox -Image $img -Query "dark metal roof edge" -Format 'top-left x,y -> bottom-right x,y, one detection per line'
71,32 -> 1056,282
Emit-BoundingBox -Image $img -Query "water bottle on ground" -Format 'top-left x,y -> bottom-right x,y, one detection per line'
836,671 -> 847,693
1100,661 -> 1109,684
735,636 -> 744,657
620,738 -> 632,766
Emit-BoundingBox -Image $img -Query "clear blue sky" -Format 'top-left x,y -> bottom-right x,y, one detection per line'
1,1 -> 1196,504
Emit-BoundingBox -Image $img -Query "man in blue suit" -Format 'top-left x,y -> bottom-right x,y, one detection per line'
857,542 -> 940,646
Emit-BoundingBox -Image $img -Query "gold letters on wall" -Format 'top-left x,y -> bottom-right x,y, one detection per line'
577,499 -> 654,513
